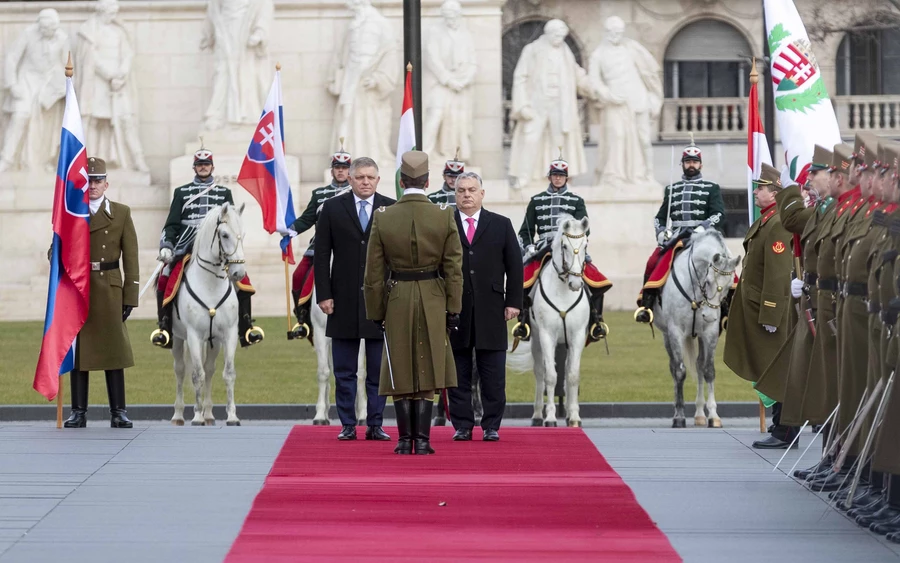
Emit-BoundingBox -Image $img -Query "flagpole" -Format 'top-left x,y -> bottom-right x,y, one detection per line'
403,0 -> 423,147
761,1 -> 776,164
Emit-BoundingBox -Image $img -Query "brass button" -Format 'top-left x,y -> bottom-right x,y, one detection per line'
102,245 -> 106,249
100,257 -> 105,262
104,230 -> 108,234
100,272 -> 104,277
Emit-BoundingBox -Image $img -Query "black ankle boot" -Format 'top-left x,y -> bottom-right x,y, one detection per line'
63,370 -> 89,428
238,290 -> 264,347
413,399 -> 435,455
105,370 -> 133,428
394,400 -> 413,455
290,294 -> 312,340
151,289 -> 173,349
634,290 -> 656,324
588,293 -> 608,341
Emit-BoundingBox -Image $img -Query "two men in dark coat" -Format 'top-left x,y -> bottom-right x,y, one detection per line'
448,172 -> 523,441
64,158 -> 140,429
315,156 -> 395,441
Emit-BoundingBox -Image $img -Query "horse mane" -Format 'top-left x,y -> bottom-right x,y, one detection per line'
688,229 -> 731,265
550,213 -> 587,253
192,204 -> 227,260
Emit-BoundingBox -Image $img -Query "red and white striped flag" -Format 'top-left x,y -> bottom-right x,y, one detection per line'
394,65 -> 416,199
747,67 -> 772,224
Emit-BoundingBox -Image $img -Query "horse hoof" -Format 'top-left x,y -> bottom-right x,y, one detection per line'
226,420 -> 241,427
567,420 -> 582,428
544,421 -> 558,428
204,420 -> 216,426
672,418 -> 686,428
434,418 -> 447,427
191,420 -> 204,427
357,419 -> 365,427
531,418 -> 543,427
312,419 -> 329,426
694,416 -> 707,427
171,419 -> 184,426
709,418 -> 723,428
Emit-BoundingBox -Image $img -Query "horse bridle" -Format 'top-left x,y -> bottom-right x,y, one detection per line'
195,216 -> 246,279
671,246 -> 734,337
552,231 -> 587,282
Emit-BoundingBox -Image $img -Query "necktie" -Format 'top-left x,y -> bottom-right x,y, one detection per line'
465,217 -> 476,243
358,200 -> 369,230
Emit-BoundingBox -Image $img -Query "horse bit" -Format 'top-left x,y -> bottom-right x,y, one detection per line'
539,231 -> 588,350
671,246 -> 734,338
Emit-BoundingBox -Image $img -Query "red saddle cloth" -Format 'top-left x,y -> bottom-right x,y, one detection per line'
290,255 -> 315,305
523,254 -> 611,291
640,241 -> 737,297
157,255 -> 254,306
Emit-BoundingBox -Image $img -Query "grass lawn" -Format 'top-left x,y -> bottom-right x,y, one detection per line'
0,311 -> 758,405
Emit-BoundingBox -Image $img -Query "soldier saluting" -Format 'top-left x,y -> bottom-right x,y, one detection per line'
151,144 -> 264,348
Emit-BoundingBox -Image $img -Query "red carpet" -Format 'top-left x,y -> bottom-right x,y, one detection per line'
225,427 -> 681,563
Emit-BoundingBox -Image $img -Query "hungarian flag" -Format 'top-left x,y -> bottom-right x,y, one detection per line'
747,68 -> 772,224
394,65 -> 415,199
34,75 -> 91,401
238,69 -> 297,263
764,0 -> 841,179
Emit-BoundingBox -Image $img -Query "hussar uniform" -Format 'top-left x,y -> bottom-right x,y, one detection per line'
151,146 -> 263,349
427,157 -> 465,207
513,157 -> 611,345
64,158 -> 139,429
364,151 -> 464,455
724,164 -> 794,446
287,147 -> 352,339
635,142 -> 727,325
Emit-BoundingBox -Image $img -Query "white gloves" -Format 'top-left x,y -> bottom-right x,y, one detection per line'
157,248 -> 173,264
286,228 -> 298,238
656,230 -> 670,245
525,245 -> 536,256
763,324 -> 777,333
780,165 -> 797,189
790,278 -> 804,298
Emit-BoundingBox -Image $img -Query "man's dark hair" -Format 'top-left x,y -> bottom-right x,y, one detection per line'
400,172 -> 429,189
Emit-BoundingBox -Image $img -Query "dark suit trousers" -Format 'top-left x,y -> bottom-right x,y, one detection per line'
449,347 -> 506,432
331,338 -> 386,426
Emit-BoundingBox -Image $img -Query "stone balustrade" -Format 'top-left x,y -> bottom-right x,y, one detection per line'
834,95 -> 900,134
659,97 -> 748,141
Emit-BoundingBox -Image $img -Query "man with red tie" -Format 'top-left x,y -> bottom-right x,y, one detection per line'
447,172 -> 523,441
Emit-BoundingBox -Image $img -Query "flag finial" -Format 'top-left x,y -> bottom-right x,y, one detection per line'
454,146 -> 460,160
275,62 -> 282,71
65,52 -> 73,78
406,62 -> 413,72
749,57 -> 759,85
339,136 -> 345,151
558,146 -> 563,159
199,135 -> 205,150
689,132 -> 695,146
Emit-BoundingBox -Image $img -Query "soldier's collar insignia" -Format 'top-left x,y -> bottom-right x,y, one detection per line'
377,206 -> 386,213
439,202 -> 449,210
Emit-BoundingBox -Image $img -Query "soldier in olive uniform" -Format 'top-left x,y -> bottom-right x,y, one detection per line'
151,145 -> 264,349
723,163 -> 795,448
426,155 -> 464,207
364,151 -> 464,455
286,146 -> 353,339
64,158 -> 140,429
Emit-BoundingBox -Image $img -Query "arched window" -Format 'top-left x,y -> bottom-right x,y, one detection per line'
664,20 -> 752,98
836,28 -> 900,95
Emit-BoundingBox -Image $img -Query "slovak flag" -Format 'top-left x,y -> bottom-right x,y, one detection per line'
237,69 -> 297,263
33,75 -> 91,401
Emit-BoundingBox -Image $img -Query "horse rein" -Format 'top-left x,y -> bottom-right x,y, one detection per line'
553,231 -> 586,281
671,246 -> 734,337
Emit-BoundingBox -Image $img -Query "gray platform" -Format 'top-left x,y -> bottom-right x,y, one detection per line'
0,420 -> 898,563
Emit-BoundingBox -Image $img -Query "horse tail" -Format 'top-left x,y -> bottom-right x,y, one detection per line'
681,336 -> 698,380
506,340 -> 534,374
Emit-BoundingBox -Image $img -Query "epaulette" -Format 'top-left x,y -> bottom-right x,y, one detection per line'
890,218 -> 900,236
818,197 -> 835,215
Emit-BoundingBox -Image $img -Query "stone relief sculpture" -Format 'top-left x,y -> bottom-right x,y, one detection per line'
201,0 -> 273,130
423,0 -> 477,162
508,19 -> 592,190
75,0 -> 149,172
0,9 -> 68,173
328,0 -> 398,165
588,16 -> 663,186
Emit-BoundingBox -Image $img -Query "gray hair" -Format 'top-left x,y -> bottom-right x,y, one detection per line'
455,171 -> 483,189
349,157 -> 379,176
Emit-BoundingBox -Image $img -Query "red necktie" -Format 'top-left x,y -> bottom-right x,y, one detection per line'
465,217 -> 476,243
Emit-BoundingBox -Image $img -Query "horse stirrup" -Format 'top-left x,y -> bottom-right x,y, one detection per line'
245,326 -> 265,345
288,323 -> 310,341
511,321 -> 530,341
633,307 -> 654,324
150,328 -> 170,348
589,321 -> 609,341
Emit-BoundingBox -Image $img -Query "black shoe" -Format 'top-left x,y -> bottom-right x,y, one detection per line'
848,495 -> 887,519
794,459 -> 831,480
483,429 -> 500,442
337,425 -> 357,440
752,436 -> 797,449
238,291 -> 264,347
452,428 -> 472,441
151,290 -> 174,349
63,411 -> 87,428
841,487 -> 884,512
511,321 -> 531,341
105,370 -> 133,428
64,370 -> 89,428
150,329 -> 172,348
858,506 -> 900,528
767,423 -> 776,433
870,513 -> 900,534
808,470 -> 850,492
634,307 -> 653,324
413,400 -> 435,455
365,426 -> 391,441
394,400 -> 413,455
888,531 -> 900,544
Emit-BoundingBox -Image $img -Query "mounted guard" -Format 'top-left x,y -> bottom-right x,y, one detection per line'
287,143 -> 353,339
634,139 -> 728,325
427,150 -> 465,207
151,144 -> 264,349
512,155 -> 611,345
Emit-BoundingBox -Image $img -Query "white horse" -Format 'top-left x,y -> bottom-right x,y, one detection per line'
308,285 -> 368,425
170,203 -> 247,427
508,216 -> 592,427
653,229 -> 740,428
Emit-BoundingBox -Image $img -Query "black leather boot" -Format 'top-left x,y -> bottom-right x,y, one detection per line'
238,290 -> 264,347
393,399 -> 413,455
289,292 -> 312,340
105,369 -> 133,428
634,290 -> 656,324
511,296 -> 532,342
588,292 -> 608,342
719,287 -> 735,333
63,370 -> 89,428
150,289 -> 173,349
413,399 -> 435,455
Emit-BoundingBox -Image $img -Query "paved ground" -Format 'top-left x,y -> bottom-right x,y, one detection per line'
0,419 -> 898,563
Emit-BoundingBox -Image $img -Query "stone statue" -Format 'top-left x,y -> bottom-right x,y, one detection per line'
328,0 -> 398,165
508,19 -> 592,190
422,0 -> 477,161
588,16 -> 663,185
0,9 -> 68,173
75,0 -> 149,173
201,0 -> 273,130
